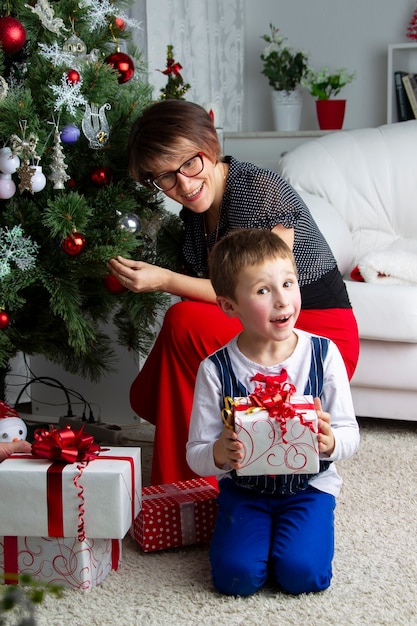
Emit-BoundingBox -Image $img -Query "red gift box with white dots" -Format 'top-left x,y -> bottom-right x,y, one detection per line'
131,479 -> 218,552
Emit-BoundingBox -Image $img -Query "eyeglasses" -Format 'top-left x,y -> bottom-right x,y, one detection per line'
149,152 -> 204,192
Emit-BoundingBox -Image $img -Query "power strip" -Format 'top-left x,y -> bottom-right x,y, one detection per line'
58,417 -> 143,446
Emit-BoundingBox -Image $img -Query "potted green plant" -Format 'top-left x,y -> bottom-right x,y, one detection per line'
260,23 -> 309,131
302,66 -> 356,129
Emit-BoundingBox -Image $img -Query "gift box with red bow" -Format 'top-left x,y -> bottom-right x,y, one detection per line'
131,478 -> 218,553
225,371 -> 319,476
0,536 -> 121,591
0,427 -> 141,539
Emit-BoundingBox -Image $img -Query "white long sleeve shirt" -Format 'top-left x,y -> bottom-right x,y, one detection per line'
186,330 -> 359,498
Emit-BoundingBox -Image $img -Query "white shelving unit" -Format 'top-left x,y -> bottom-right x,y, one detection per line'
223,131 -> 328,172
387,42 -> 417,123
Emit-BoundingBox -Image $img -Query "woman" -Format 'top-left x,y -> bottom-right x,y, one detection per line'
108,99 -> 359,486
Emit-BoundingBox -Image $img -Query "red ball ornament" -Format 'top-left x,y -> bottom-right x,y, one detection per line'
0,310 -> 10,329
90,166 -> 113,187
66,69 -> 80,84
61,232 -> 86,255
0,16 -> 26,54
104,51 -> 134,84
103,273 -> 127,294
115,17 -> 126,31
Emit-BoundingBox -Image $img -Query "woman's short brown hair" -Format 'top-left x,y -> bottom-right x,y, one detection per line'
127,100 -> 222,187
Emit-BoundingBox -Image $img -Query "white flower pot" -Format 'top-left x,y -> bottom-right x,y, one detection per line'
271,89 -> 302,131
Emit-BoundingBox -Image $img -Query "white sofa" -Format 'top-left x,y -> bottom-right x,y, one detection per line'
278,121 -> 417,421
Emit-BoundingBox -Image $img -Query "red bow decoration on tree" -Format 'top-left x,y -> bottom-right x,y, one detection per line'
162,59 -> 183,78
32,425 -> 101,463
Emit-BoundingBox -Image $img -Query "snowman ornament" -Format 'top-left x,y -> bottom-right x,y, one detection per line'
0,401 -> 27,442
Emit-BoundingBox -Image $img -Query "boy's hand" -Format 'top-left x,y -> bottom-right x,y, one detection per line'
213,420 -> 244,470
314,397 -> 335,456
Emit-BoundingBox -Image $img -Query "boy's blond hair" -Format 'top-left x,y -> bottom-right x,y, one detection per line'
209,228 -> 297,299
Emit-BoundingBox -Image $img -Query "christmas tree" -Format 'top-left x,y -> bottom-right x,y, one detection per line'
407,4 -> 417,40
0,0 -> 182,401
159,44 -> 190,100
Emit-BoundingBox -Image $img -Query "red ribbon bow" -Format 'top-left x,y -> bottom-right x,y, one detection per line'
32,425 -> 101,463
162,60 -> 183,77
248,371 -> 312,443
249,371 -> 296,418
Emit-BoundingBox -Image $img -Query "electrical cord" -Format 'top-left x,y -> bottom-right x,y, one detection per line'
13,375 -> 96,422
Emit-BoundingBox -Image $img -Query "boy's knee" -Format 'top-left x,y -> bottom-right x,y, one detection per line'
273,557 -> 332,595
211,558 -> 267,597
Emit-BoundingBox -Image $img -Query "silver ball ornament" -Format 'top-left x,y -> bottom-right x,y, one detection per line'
116,212 -> 142,234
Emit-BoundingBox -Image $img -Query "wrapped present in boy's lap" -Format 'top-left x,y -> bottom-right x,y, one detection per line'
224,372 -> 319,476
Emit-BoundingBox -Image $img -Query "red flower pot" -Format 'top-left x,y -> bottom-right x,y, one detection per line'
316,99 -> 346,130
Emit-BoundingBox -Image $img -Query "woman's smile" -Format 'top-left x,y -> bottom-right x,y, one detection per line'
183,181 -> 204,201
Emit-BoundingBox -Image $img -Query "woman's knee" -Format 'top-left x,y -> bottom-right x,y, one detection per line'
162,301 -> 211,349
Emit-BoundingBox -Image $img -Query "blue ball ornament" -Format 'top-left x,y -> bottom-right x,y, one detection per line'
60,125 -> 80,144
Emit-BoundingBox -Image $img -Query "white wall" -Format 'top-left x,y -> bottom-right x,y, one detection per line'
243,0 -> 417,131
29,323 -> 144,423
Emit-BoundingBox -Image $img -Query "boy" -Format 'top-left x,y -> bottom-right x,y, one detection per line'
186,228 -> 359,597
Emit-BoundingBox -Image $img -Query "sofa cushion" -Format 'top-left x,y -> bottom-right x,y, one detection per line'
345,279 -> 417,343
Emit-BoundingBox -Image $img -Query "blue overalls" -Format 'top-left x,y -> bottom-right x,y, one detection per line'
208,336 -> 336,596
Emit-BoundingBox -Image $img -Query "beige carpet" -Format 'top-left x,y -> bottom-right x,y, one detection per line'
7,418 -> 417,626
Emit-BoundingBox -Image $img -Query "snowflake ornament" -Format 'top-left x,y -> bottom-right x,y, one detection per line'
0,225 -> 39,279
79,0 -> 114,32
38,42 -> 74,68
79,0 -> 142,33
50,73 -> 87,116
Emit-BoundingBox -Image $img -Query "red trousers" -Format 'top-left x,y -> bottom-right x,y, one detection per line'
130,301 -> 359,485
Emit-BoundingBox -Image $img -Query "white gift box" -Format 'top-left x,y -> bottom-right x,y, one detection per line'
1,536 -> 121,590
0,447 -> 141,539
233,395 -> 319,476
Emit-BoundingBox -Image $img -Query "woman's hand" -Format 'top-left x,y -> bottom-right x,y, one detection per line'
107,256 -> 171,293
107,255 -> 217,303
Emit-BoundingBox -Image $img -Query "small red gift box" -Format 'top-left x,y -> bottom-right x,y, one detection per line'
0,536 -> 121,591
227,372 -> 319,476
131,478 -> 218,553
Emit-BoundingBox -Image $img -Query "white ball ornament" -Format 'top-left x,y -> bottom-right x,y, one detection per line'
31,165 -> 47,192
0,147 -> 20,174
0,173 -> 16,199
